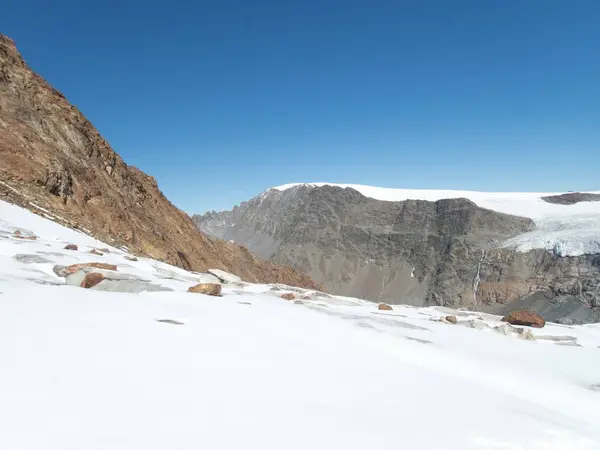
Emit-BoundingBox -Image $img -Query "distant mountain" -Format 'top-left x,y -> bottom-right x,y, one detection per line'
193,183 -> 600,323
0,34 -> 317,289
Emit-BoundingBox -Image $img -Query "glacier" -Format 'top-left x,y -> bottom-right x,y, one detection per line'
273,183 -> 600,256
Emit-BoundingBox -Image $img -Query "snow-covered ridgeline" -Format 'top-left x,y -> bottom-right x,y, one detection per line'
272,183 -> 600,256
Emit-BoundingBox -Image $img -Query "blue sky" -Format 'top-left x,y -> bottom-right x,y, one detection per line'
2,1 -> 599,213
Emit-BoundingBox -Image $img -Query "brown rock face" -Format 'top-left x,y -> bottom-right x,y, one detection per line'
502,310 -> 546,328
0,34 -> 317,290
378,303 -> 393,311
80,272 -> 105,288
280,293 -> 296,300
187,283 -> 222,296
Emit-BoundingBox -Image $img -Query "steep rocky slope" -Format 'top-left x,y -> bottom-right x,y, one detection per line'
0,34 -> 317,288
194,185 -> 600,323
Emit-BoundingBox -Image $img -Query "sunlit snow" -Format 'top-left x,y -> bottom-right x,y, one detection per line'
1,199 -> 600,449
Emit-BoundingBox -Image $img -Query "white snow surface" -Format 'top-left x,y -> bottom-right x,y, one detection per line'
1,199 -> 600,449
272,183 -> 600,256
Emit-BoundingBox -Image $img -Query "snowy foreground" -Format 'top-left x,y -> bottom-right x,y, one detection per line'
1,200 -> 600,449
273,183 -> 600,256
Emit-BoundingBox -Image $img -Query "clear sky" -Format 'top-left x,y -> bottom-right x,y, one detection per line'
2,0 -> 599,213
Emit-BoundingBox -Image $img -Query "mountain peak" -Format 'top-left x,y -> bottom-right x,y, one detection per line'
0,34 -> 317,289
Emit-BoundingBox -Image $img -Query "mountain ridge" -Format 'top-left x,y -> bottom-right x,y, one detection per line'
194,183 -> 600,323
0,34 -> 317,289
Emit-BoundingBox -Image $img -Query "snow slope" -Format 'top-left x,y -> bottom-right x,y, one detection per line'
1,199 -> 600,449
273,183 -> 600,256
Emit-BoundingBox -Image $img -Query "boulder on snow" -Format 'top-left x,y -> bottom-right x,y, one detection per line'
280,293 -> 296,300
124,255 -> 138,262
80,272 -> 105,288
88,249 -> 103,256
64,244 -> 78,251
445,315 -> 458,324
502,310 -> 546,328
188,283 -> 222,296
378,303 -> 393,311
79,262 -> 117,271
54,262 -> 118,277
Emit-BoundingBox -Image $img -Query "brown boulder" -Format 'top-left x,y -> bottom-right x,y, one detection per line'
445,315 -> 458,324
80,272 -> 105,288
89,249 -> 103,256
124,256 -> 138,262
280,293 -> 296,300
64,244 -> 78,250
378,303 -> 393,311
502,310 -> 545,328
187,283 -> 222,296
64,262 -> 117,274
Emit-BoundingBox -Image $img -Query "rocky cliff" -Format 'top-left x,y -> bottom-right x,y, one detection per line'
0,34 -> 317,289
194,185 -> 600,323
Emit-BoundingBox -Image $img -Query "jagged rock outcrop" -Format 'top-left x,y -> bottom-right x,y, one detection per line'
194,185 -> 600,323
542,192 -> 600,205
0,34 -> 317,289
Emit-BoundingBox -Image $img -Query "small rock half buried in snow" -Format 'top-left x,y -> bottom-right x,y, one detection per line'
187,283 -> 222,296
280,293 -> 296,300
80,272 -> 105,289
378,303 -> 393,311
64,244 -> 78,251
